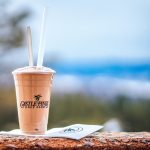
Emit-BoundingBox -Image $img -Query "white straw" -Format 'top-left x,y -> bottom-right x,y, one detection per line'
37,7 -> 48,67
27,26 -> 33,66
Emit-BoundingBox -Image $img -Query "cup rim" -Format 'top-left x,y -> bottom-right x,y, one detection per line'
12,66 -> 56,75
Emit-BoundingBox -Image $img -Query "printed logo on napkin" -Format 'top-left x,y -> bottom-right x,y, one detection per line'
47,124 -> 103,140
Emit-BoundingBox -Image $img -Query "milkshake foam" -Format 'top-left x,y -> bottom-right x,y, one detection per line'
12,66 -> 55,74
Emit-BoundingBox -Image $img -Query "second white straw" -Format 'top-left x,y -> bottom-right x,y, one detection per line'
37,7 -> 48,67
27,26 -> 33,66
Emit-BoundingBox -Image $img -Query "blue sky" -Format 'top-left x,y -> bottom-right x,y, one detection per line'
6,0 -> 150,63
1,0 -> 150,98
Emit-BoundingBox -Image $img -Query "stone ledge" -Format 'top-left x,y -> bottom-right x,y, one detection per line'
0,132 -> 150,150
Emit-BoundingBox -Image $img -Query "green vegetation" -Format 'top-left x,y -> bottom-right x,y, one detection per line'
0,89 -> 150,131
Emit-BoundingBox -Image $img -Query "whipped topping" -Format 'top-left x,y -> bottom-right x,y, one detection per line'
12,66 -> 56,74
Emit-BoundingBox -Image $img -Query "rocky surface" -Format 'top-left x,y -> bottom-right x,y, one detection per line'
0,132 -> 149,150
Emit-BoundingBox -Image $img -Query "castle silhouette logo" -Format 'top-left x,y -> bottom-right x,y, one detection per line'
34,95 -> 42,101
20,94 -> 48,108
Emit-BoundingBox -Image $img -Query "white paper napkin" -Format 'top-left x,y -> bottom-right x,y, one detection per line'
0,124 -> 103,140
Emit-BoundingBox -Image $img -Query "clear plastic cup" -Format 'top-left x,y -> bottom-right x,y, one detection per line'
12,66 -> 55,134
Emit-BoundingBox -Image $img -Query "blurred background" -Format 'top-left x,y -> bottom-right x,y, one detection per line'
0,0 -> 150,131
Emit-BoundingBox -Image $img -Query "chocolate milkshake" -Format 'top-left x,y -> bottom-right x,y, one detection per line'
12,66 -> 55,134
